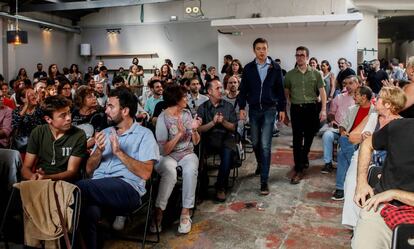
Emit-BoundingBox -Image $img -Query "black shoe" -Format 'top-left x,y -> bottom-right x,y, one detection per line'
302,156 -> 310,169
255,164 -> 261,176
321,163 -> 333,174
260,183 -> 269,195
331,189 -> 344,201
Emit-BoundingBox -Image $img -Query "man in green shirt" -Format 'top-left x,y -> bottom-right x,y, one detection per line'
284,46 -> 327,184
21,95 -> 87,181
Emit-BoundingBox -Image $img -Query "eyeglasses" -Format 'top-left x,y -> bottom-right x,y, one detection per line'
295,54 -> 306,58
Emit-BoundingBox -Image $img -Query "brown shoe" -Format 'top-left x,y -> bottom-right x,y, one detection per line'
290,172 -> 304,185
216,190 -> 226,202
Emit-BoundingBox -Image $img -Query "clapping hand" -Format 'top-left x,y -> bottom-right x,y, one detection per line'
109,128 -> 121,156
191,114 -> 202,130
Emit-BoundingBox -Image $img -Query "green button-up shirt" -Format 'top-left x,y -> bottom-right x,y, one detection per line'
284,66 -> 324,104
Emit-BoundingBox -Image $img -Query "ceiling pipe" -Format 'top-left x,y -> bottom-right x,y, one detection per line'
0,11 -> 80,33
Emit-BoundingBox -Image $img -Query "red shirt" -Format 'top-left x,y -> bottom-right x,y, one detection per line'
350,106 -> 370,131
2,97 -> 16,110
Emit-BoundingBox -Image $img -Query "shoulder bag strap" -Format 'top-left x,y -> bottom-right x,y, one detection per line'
53,181 -> 72,249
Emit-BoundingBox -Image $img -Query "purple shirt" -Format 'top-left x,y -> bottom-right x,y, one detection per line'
329,92 -> 355,124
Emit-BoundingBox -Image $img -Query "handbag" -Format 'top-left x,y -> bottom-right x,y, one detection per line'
13,135 -> 28,151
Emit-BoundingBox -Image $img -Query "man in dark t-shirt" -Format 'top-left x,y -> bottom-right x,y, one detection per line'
336,58 -> 356,92
21,95 -> 87,181
353,118 -> 414,248
366,59 -> 389,94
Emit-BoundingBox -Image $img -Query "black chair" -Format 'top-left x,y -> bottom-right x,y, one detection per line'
113,174 -> 160,249
392,224 -> 414,249
0,182 -> 81,249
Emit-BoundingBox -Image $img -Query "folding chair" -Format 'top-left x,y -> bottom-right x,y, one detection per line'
113,174 -> 160,249
1,181 -> 81,249
392,224 -> 414,249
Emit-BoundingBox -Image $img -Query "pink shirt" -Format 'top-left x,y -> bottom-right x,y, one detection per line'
329,92 -> 355,124
0,106 -> 12,148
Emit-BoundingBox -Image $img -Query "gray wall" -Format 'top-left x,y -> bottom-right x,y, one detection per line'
80,21 -> 218,74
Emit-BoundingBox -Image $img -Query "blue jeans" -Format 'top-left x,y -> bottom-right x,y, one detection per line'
322,129 -> 340,164
76,178 -> 141,249
336,136 -> 356,190
249,107 -> 277,184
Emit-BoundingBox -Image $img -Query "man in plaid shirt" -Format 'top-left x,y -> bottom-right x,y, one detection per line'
352,117 -> 414,249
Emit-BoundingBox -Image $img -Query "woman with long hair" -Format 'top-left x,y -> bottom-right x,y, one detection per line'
11,87 -> 44,152
321,60 -> 336,101
16,68 -> 28,81
223,59 -> 243,90
68,64 -> 82,82
48,64 -> 61,80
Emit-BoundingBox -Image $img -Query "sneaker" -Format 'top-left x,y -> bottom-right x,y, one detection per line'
321,162 -> 333,174
216,189 -> 226,202
260,183 -> 269,195
331,189 -> 344,201
112,216 -> 126,231
178,214 -> 192,234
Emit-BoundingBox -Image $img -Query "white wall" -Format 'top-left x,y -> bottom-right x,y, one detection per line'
80,21 -> 218,75
0,19 -> 81,82
79,0 -> 347,26
218,25 -> 358,75
356,11 -> 378,62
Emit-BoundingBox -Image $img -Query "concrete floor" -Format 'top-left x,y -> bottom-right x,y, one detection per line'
104,126 -> 352,249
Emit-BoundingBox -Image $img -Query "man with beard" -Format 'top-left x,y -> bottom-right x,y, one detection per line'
187,77 -> 208,116
21,95 -> 87,181
76,87 -> 159,249
144,79 -> 164,117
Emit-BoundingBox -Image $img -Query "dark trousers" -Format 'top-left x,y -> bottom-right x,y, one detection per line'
216,147 -> 234,190
290,103 -> 319,173
76,178 -> 141,249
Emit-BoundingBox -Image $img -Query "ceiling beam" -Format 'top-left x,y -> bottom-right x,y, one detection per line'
20,0 -> 176,12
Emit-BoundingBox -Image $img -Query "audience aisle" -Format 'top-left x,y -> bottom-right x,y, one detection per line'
105,125 -> 351,249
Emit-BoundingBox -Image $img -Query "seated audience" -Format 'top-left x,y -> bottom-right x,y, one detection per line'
72,86 -> 108,149
1,83 -> 16,109
144,80 -> 164,118
332,86 -> 375,200
0,92 -> 12,148
204,66 -> 220,83
76,87 -> 159,249
399,56 -> 414,118
34,79 -> 47,104
186,77 -> 208,117
45,85 -> 57,98
95,82 -> 108,107
21,95 -> 87,181
57,80 -> 73,100
343,86 -> 406,228
33,63 -> 47,80
11,88 -> 44,152
153,84 -> 202,234
197,80 -> 237,202
352,90 -> 411,249
321,75 -> 358,173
